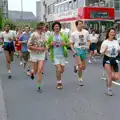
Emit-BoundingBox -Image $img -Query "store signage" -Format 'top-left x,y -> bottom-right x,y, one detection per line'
54,9 -> 78,20
90,11 -> 109,19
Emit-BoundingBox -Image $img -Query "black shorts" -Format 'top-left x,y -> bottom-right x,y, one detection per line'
22,51 -> 30,62
103,55 -> 119,72
89,43 -> 97,51
4,42 -> 15,52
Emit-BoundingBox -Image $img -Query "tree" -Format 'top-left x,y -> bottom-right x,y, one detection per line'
3,19 -> 16,30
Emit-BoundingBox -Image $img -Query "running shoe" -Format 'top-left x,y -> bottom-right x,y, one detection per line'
37,87 -> 42,93
20,62 -> 23,66
57,83 -> 63,89
31,73 -> 34,80
8,74 -> 12,79
88,60 -> 92,63
74,65 -> 77,73
107,89 -> 113,96
27,70 -> 31,76
79,81 -> 84,86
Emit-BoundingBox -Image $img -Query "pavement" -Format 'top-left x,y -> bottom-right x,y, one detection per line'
0,51 -> 120,120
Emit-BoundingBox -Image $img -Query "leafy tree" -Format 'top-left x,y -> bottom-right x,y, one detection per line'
3,19 -> 16,30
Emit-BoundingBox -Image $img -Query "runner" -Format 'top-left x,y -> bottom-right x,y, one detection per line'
88,29 -> 98,63
0,23 -> 17,78
19,25 -> 31,75
28,22 -> 46,92
61,23 -> 71,64
15,28 -> 23,65
43,24 -> 51,60
100,28 -> 120,96
70,20 -> 90,86
47,21 -> 68,89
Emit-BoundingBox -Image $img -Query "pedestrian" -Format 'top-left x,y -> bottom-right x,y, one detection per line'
28,22 -> 46,92
88,29 -> 99,63
18,25 -> 31,75
0,23 -> 17,78
70,20 -> 90,86
47,21 -> 69,89
100,28 -> 120,96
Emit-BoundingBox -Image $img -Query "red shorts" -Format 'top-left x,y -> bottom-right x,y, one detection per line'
15,41 -> 21,51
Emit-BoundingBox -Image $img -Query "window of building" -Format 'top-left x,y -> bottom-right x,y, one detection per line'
114,1 -> 120,11
60,4 -> 65,12
58,5 -> 60,13
65,2 -> 68,11
73,0 -> 78,9
54,6 -> 57,13
68,1 -> 72,10
48,5 -> 50,14
78,0 -> 84,7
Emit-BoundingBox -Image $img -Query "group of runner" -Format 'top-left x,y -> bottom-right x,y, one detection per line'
0,20 -> 120,96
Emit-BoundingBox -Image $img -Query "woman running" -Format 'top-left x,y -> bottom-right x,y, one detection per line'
15,28 -> 23,65
0,24 -> 17,78
88,29 -> 98,63
100,28 -> 120,96
28,22 -> 46,92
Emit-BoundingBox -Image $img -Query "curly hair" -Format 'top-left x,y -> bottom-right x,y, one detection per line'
52,21 -> 61,31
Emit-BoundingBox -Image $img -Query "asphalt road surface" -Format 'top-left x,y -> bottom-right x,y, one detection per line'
0,52 -> 120,120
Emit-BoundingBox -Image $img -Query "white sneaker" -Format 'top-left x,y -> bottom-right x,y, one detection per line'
88,60 -> 92,63
20,62 -> 23,66
65,61 -> 68,64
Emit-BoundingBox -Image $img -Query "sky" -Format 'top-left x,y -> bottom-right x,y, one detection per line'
8,0 -> 37,15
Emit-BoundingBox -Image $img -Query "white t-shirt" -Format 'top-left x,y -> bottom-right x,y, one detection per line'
70,29 -> 90,49
61,28 -> 70,38
100,39 -> 120,57
45,31 -> 51,40
89,34 -> 98,43
0,31 -> 17,42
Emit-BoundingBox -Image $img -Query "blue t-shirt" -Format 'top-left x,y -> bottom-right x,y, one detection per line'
53,34 -> 64,58
19,32 -> 31,52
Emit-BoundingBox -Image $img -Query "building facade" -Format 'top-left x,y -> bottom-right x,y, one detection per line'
36,0 -> 47,21
0,0 -> 8,19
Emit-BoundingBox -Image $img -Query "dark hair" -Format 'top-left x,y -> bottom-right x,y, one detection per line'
25,25 -> 30,29
91,29 -> 96,33
75,20 -> 83,26
52,21 -> 61,31
105,28 -> 116,40
36,22 -> 45,29
45,24 -> 49,29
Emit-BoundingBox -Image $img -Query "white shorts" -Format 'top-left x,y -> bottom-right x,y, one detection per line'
54,57 -> 66,66
30,53 -> 45,62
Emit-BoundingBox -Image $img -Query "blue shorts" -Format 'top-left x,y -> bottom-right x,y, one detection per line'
74,48 -> 87,60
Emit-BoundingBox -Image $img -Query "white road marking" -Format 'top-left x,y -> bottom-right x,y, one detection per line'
101,77 -> 120,86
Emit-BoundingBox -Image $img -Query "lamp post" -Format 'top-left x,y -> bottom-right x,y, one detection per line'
21,0 -> 23,21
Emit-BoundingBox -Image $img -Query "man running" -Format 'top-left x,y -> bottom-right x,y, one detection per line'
19,25 -> 31,75
0,23 -> 17,78
61,23 -> 71,63
28,22 -> 46,92
70,20 -> 90,86
47,21 -> 68,89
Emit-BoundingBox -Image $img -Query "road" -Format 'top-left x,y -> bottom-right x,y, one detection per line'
0,52 -> 120,120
